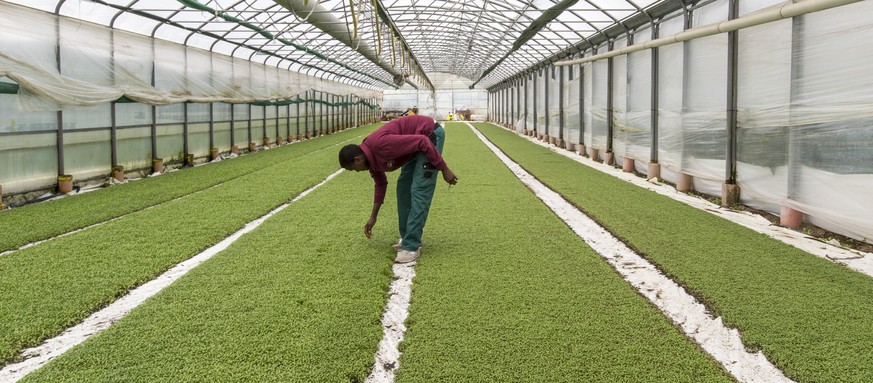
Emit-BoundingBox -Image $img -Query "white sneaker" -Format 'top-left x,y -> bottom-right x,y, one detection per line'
395,249 -> 420,263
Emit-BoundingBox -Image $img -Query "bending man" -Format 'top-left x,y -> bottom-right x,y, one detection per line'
338,115 -> 458,263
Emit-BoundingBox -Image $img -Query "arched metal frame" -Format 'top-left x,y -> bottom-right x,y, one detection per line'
10,0 -> 680,93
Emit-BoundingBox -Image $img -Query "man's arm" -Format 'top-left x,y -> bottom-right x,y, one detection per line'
366,170 -> 388,238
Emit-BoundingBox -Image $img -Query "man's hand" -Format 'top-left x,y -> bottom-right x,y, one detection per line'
364,217 -> 377,238
442,168 -> 458,185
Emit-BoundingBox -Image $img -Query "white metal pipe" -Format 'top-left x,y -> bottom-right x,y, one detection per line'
555,0 -> 862,66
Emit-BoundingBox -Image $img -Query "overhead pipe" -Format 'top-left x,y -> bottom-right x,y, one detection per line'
555,0 -> 862,66
275,0 -> 428,91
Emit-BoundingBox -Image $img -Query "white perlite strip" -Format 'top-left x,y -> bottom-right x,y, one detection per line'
365,262 -> 417,383
0,169 -> 344,382
508,125 -> 873,277
467,123 -> 792,383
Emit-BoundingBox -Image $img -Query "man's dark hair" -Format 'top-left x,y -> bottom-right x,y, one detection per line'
339,144 -> 364,168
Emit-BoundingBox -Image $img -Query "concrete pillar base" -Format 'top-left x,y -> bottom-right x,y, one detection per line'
263,137 -> 271,147
622,157 -> 634,173
780,205 -> 803,228
677,172 -> 693,192
587,147 -> 600,161
231,145 -> 240,155
248,142 -> 258,152
722,183 -> 740,207
184,154 -> 194,167
648,163 -> 661,179
305,131 -> 312,139
604,152 -> 615,166
58,175 -> 73,194
287,135 -> 295,143
565,142 -> 575,151
537,133 -> 543,140
111,166 -> 125,182
152,158 -> 164,174
578,144 -> 586,156
210,148 -> 220,160
277,136 -> 286,145
544,135 -> 551,143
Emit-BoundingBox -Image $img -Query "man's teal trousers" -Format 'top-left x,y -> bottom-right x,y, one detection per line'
396,124 -> 445,252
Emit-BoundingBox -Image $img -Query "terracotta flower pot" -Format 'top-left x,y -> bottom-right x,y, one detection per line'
58,174 -> 73,194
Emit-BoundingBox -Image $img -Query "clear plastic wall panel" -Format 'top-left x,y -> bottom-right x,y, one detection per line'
187,47 -> 216,98
693,0 -> 729,26
564,76 -> 580,144
115,30 -> 153,89
548,70 -> 561,137
535,71 -> 546,133
681,34 -> 728,196
612,54 -> 629,159
116,103 -> 151,127
157,104 -> 184,125
233,104 -> 249,146
0,132 -> 56,194
525,80 -> 534,129
64,130 -> 110,180
249,63 -> 266,101
582,62 -> 593,147
154,41 -> 187,95
790,2 -> 873,241
657,43 -> 684,184
116,126 -> 151,170
590,60 -> 608,151
739,0 -> 785,16
156,125 -> 184,163
188,123 -> 210,158
417,92 -> 435,117
188,103 -> 210,123
736,21 -> 792,213
62,105 -> 111,130
266,105 -> 278,138
250,105 -> 265,142
435,92 -> 452,120
382,91 -> 417,110
0,3 -> 56,76
626,50 -> 653,167
213,122 -> 232,151
59,19 -> 111,86
278,105 -> 289,137
0,93 -> 57,133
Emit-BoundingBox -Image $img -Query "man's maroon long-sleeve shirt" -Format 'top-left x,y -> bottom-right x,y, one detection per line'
359,115 -> 448,204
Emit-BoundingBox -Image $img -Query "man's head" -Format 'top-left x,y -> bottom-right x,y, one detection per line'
339,144 -> 368,171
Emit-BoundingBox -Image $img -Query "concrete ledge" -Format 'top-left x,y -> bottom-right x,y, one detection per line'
622,157 -> 634,172
678,172 -> 693,192
722,183 -> 740,207
780,205 -> 803,228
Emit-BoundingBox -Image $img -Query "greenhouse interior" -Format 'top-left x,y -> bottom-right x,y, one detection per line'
1,0 -> 872,381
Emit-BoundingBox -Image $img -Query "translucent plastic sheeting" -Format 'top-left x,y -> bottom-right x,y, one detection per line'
611,38 -> 629,163
589,58 -> 609,154
535,71 -> 546,134
736,2 -> 873,242
0,2 -> 380,113
548,68 -> 560,138
624,48 -> 652,173
564,67 -> 580,144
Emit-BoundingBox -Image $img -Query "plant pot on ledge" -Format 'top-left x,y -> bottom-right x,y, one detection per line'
248,142 -> 258,152
58,175 -> 73,194
231,145 -> 240,155
111,166 -> 125,182
263,137 -> 271,147
210,148 -> 220,160
152,158 -> 164,173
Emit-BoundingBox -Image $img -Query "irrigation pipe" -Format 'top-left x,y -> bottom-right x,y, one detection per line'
555,0 -> 862,66
0,169 -> 345,382
467,122 -> 792,383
